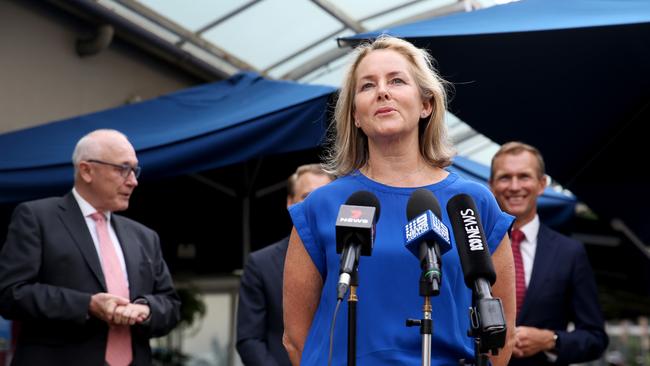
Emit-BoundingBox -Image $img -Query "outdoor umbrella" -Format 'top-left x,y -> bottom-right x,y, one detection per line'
341,0 -> 650,246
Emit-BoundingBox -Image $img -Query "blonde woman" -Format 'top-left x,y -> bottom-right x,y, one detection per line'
283,36 -> 515,366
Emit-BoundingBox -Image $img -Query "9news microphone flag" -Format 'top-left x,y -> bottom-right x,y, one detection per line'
403,189 -> 451,294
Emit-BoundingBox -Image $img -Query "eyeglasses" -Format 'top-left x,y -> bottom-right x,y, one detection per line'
87,159 -> 141,179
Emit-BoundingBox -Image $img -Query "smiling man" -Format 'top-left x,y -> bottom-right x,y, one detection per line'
0,129 -> 180,366
489,141 -> 608,366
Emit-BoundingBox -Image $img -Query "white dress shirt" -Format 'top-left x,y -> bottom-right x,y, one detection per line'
517,215 -> 559,361
72,188 -> 129,282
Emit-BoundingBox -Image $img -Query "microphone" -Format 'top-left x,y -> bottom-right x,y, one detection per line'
335,191 -> 381,300
446,193 -> 506,354
404,189 -> 451,295
446,194 -> 496,288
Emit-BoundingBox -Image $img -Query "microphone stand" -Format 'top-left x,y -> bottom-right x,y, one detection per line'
406,269 -> 439,366
467,320 -> 489,366
347,269 -> 358,366
460,279 -> 506,366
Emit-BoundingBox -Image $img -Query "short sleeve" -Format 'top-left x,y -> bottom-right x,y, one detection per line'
474,185 -> 514,254
288,201 -> 327,280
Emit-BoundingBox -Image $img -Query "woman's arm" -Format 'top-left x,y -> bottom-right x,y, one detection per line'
488,234 -> 516,366
282,227 -> 323,365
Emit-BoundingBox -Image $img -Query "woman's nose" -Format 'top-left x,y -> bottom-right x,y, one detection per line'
376,82 -> 390,100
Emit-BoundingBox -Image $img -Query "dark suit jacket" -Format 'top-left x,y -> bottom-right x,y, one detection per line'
510,224 -> 608,366
236,237 -> 290,366
0,193 -> 180,366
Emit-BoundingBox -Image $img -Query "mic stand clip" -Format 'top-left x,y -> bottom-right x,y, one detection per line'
406,272 -> 439,366
462,279 -> 507,366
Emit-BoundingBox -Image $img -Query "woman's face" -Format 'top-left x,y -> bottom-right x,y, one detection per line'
353,49 -> 432,142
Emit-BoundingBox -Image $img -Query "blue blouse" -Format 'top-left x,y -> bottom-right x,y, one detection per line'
289,171 -> 513,365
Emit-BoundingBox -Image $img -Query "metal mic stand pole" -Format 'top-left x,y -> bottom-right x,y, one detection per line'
347,269 -> 358,366
458,304 -> 489,366
406,274 -> 438,366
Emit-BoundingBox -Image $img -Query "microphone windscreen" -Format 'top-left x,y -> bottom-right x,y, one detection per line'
346,190 -> 381,221
336,190 -> 380,256
406,188 -> 442,221
404,189 -> 452,256
446,193 -> 497,287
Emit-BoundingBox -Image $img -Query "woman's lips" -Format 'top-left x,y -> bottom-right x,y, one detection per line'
375,107 -> 395,115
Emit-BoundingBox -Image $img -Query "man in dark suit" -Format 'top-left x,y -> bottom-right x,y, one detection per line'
489,141 -> 608,365
0,129 -> 180,366
236,164 -> 332,366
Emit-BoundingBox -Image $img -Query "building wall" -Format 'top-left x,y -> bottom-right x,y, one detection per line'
0,0 -> 201,134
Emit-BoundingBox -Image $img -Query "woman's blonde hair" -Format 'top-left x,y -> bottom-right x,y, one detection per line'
324,35 -> 455,176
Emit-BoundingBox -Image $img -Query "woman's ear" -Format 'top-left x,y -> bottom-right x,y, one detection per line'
421,99 -> 433,119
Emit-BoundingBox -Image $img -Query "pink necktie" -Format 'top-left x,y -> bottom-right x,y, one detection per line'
510,229 -> 526,315
91,212 -> 132,366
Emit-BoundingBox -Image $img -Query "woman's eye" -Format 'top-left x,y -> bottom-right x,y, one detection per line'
391,78 -> 405,85
360,83 -> 374,91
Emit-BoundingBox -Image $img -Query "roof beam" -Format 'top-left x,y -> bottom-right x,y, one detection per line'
358,0 -> 431,23
287,0 -> 473,80
47,0 -> 232,80
195,0 -> 261,35
282,47 -> 349,81
112,0 -> 258,74
381,0 -> 475,29
310,0 -> 366,33
268,1 -> 433,75
264,27 -> 345,74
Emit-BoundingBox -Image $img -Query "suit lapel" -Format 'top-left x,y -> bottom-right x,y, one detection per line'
518,224 -> 557,322
111,215 -> 142,299
57,193 -> 107,290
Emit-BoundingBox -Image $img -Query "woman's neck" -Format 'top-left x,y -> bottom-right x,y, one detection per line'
361,142 -> 446,187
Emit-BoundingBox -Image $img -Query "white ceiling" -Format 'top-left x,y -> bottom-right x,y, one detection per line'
94,0 -> 518,165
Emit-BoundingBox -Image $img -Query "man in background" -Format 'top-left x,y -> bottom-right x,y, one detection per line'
0,129 -> 180,366
489,141 -> 608,366
236,164 -> 333,366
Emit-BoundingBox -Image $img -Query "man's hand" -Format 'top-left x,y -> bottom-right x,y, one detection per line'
512,326 -> 556,358
113,303 -> 150,326
89,293 -> 130,324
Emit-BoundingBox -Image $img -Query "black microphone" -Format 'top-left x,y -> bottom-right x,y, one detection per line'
335,191 -> 381,300
404,189 -> 451,295
446,193 -> 506,354
446,194 -> 496,288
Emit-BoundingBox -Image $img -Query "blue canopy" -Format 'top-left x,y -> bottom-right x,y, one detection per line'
341,0 -> 650,243
340,0 -> 650,42
0,72 -> 336,203
0,71 -> 574,226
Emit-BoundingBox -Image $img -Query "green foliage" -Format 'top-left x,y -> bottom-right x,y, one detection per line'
177,286 -> 206,328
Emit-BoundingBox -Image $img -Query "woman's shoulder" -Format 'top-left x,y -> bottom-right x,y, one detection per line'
438,173 -> 505,219
303,174 -> 364,204
443,173 -> 493,199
